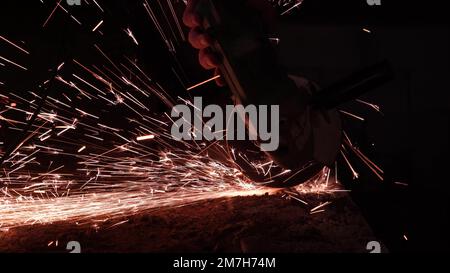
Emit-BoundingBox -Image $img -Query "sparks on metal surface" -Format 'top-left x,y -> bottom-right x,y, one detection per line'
0,0 -> 381,232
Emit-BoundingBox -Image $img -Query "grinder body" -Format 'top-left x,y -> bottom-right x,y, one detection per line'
196,0 -> 342,187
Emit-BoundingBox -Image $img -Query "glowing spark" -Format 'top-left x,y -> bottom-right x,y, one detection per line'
107,220 -> 129,229
310,201 -> 332,213
340,150 -> 359,179
136,135 -> 155,141
57,62 -> 65,71
356,99 -> 382,113
343,138 -> 384,181
0,56 -> 28,71
125,28 -> 139,45
166,0 -> 185,41
92,0 -> 104,12
0,35 -> 30,55
280,0 -> 305,16
42,0 -> 63,27
143,0 -> 175,52
187,75 -> 222,91
269,37 -> 281,45
92,20 -> 104,32
339,110 -> 365,121
288,195 -> 309,205
310,209 -> 325,215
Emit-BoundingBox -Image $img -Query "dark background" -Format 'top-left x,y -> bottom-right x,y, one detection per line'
278,0 -> 450,253
1,0 -> 449,252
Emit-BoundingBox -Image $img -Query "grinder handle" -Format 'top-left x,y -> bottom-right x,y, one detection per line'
312,61 -> 394,110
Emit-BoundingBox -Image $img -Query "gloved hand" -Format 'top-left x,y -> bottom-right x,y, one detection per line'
182,0 -> 277,86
